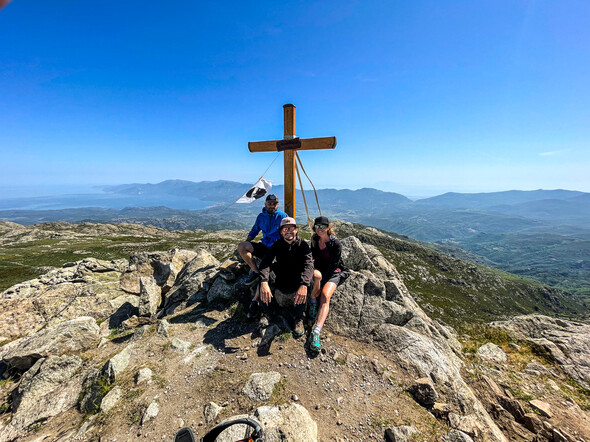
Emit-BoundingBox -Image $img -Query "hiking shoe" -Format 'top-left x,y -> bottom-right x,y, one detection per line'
308,302 -> 318,321
293,320 -> 305,338
309,331 -> 321,353
247,300 -> 259,319
244,272 -> 260,287
258,314 -> 269,329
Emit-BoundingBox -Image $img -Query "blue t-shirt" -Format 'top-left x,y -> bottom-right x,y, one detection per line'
248,208 -> 288,247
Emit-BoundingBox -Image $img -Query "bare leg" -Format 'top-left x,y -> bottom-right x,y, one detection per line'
311,270 -> 322,299
315,282 -> 337,328
238,241 -> 258,273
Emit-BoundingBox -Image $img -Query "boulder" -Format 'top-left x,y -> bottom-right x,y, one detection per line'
529,399 -> 552,418
157,319 -> 170,338
491,315 -> 590,387
2,355 -> 84,440
135,367 -> 153,385
477,343 -> 507,364
141,401 -> 159,425
214,404 -> 317,442
170,338 -> 191,354
1,317 -> 100,371
100,386 -> 122,412
204,402 -> 223,424
523,413 -> 544,434
163,249 -> 220,311
0,259 -> 128,338
445,429 -> 474,442
242,372 -> 281,402
408,377 -> 438,407
138,276 -> 161,316
102,345 -> 133,382
385,425 -> 419,441
120,249 -> 197,294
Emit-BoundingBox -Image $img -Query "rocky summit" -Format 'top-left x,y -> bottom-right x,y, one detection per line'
0,221 -> 589,441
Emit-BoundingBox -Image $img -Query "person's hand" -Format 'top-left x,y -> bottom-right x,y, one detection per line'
294,285 -> 307,305
260,282 -> 273,304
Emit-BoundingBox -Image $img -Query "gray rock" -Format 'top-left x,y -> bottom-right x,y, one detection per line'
207,277 -> 234,303
102,345 -> 132,382
121,249 -> 198,294
448,413 -> 483,438
157,319 -> 170,337
170,337 -> 191,353
491,315 -> 590,387
523,413 -> 544,433
141,401 -> 159,425
204,402 -> 223,424
386,425 -> 419,441
445,429 -> 474,442
408,377 -> 438,407
1,316 -> 100,371
254,404 -> 317,442
135,367 -> 153,385
529,399 -> 552,418
100,386 -> 122,412
2,355 -> 84,440
242,372 -> 281,402
1,258 -> 128,338
138,276 -> 161,316
477,343 -> 507,364
164,249 -> 220,310
215,404 -> 318,442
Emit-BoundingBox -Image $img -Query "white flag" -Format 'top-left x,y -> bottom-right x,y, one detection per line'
236,178 -> 272,203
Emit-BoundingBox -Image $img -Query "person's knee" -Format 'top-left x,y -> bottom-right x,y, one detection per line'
238,241 -> 252,254
313,269 -> 322,280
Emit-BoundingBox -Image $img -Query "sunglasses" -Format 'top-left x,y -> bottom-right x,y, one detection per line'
281,225 -> 297,231
314,224 -> 328,229
266,201 -> 279,205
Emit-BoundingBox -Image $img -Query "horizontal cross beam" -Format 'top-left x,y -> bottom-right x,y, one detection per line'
248,136 -> 337,153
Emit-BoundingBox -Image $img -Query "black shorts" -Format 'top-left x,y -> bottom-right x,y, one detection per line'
320,271 -> 343,287
251,241 -> 270,259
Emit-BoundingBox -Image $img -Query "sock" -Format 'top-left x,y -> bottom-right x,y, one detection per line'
313,324 -> 322,335
310,298 -> 317,304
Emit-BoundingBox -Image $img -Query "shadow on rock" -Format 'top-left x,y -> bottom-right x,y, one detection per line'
108,302 -> 139,329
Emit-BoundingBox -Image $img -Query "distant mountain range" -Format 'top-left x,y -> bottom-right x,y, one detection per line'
1,179 -> 588,296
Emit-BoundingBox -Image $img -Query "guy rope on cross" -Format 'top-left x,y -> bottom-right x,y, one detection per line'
248,104 -> 337,219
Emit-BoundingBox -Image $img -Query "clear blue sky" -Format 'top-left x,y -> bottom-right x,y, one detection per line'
1,1 -> 589,196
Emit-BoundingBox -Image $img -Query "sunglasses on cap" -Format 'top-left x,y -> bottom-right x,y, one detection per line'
314,224 -> 328,229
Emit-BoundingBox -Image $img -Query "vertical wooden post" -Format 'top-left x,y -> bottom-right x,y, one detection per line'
283,104 -> 296,218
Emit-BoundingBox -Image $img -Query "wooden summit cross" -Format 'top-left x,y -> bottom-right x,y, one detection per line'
248,104 -> 337,217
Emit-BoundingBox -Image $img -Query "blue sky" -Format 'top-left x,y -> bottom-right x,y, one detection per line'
1,0 -> 589,196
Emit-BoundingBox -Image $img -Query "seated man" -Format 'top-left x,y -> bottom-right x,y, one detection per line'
237,194 -> 287,288
258,217 -> 314,338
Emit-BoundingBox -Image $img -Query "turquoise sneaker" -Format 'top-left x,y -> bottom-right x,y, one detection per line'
310,331 -> 321,353
308,302 -> 318,321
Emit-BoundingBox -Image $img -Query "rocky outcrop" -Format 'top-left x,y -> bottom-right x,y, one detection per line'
1,317 -> 100,371
163,249 -> 220,313
2,355 -> 84,441
138,276 -> 161,316
491,315 -> 590,387
0,258 -> 127,338
331,237 -> 507,441
120,249 -> 198,294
